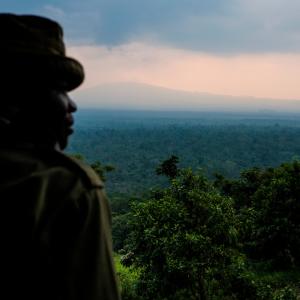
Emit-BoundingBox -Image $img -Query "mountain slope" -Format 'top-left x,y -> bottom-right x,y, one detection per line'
73,82 -> 300,112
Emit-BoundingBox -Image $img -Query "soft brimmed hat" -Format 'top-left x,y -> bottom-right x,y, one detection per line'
0,13 -> 84,91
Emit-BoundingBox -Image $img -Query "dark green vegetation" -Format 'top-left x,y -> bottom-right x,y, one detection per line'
115,159 -> 300,299
68,110 -> 300,195
67,110 -> 300,299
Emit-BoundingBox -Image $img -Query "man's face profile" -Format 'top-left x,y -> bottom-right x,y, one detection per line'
44,90 -> 77,150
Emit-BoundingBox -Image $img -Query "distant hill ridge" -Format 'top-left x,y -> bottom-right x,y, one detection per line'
73,82 -> 300,112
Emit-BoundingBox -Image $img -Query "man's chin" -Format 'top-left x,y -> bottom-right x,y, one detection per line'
58,135 -> 70,150
57,126 -> 75,150
67,127 -> 74,135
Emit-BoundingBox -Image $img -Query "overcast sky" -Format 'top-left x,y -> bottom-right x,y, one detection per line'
2,0 -> 300,100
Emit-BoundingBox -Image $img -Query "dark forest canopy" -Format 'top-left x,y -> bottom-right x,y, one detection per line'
67,110 -> 300,195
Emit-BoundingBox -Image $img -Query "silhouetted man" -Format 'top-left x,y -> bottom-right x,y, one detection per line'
0,13 -> 120,300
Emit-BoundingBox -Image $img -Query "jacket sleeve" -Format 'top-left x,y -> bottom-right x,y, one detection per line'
42,186 -> 121,300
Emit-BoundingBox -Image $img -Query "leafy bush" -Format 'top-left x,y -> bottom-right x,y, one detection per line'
125,158 -> 240,299
273,286 -> 298,300
114,255 -> 141,300
215,161 -> 300,267
112,213 -> 131,251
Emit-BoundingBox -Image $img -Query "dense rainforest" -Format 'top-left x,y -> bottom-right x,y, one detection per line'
68,110 -> 300,195
67,110 -> 300,299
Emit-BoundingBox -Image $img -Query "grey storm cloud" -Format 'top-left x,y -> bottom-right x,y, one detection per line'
35,0 -> 300,53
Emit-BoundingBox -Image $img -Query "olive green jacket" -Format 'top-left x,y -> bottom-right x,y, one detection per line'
0,146 -> 120,300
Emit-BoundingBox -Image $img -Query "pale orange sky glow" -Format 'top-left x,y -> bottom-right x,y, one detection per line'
69,43 -> 300,100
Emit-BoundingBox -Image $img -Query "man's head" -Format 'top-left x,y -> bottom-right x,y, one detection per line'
0,13 -> 84,149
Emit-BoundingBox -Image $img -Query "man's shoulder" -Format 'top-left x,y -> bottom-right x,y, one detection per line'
49,151 -> 105,189
0,147 -> 104,189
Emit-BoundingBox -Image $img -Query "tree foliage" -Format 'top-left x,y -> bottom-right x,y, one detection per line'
69,153 -> 115,182
155,155 -> 179,179
125,161 -> 240,299
215,161 -> 300,268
